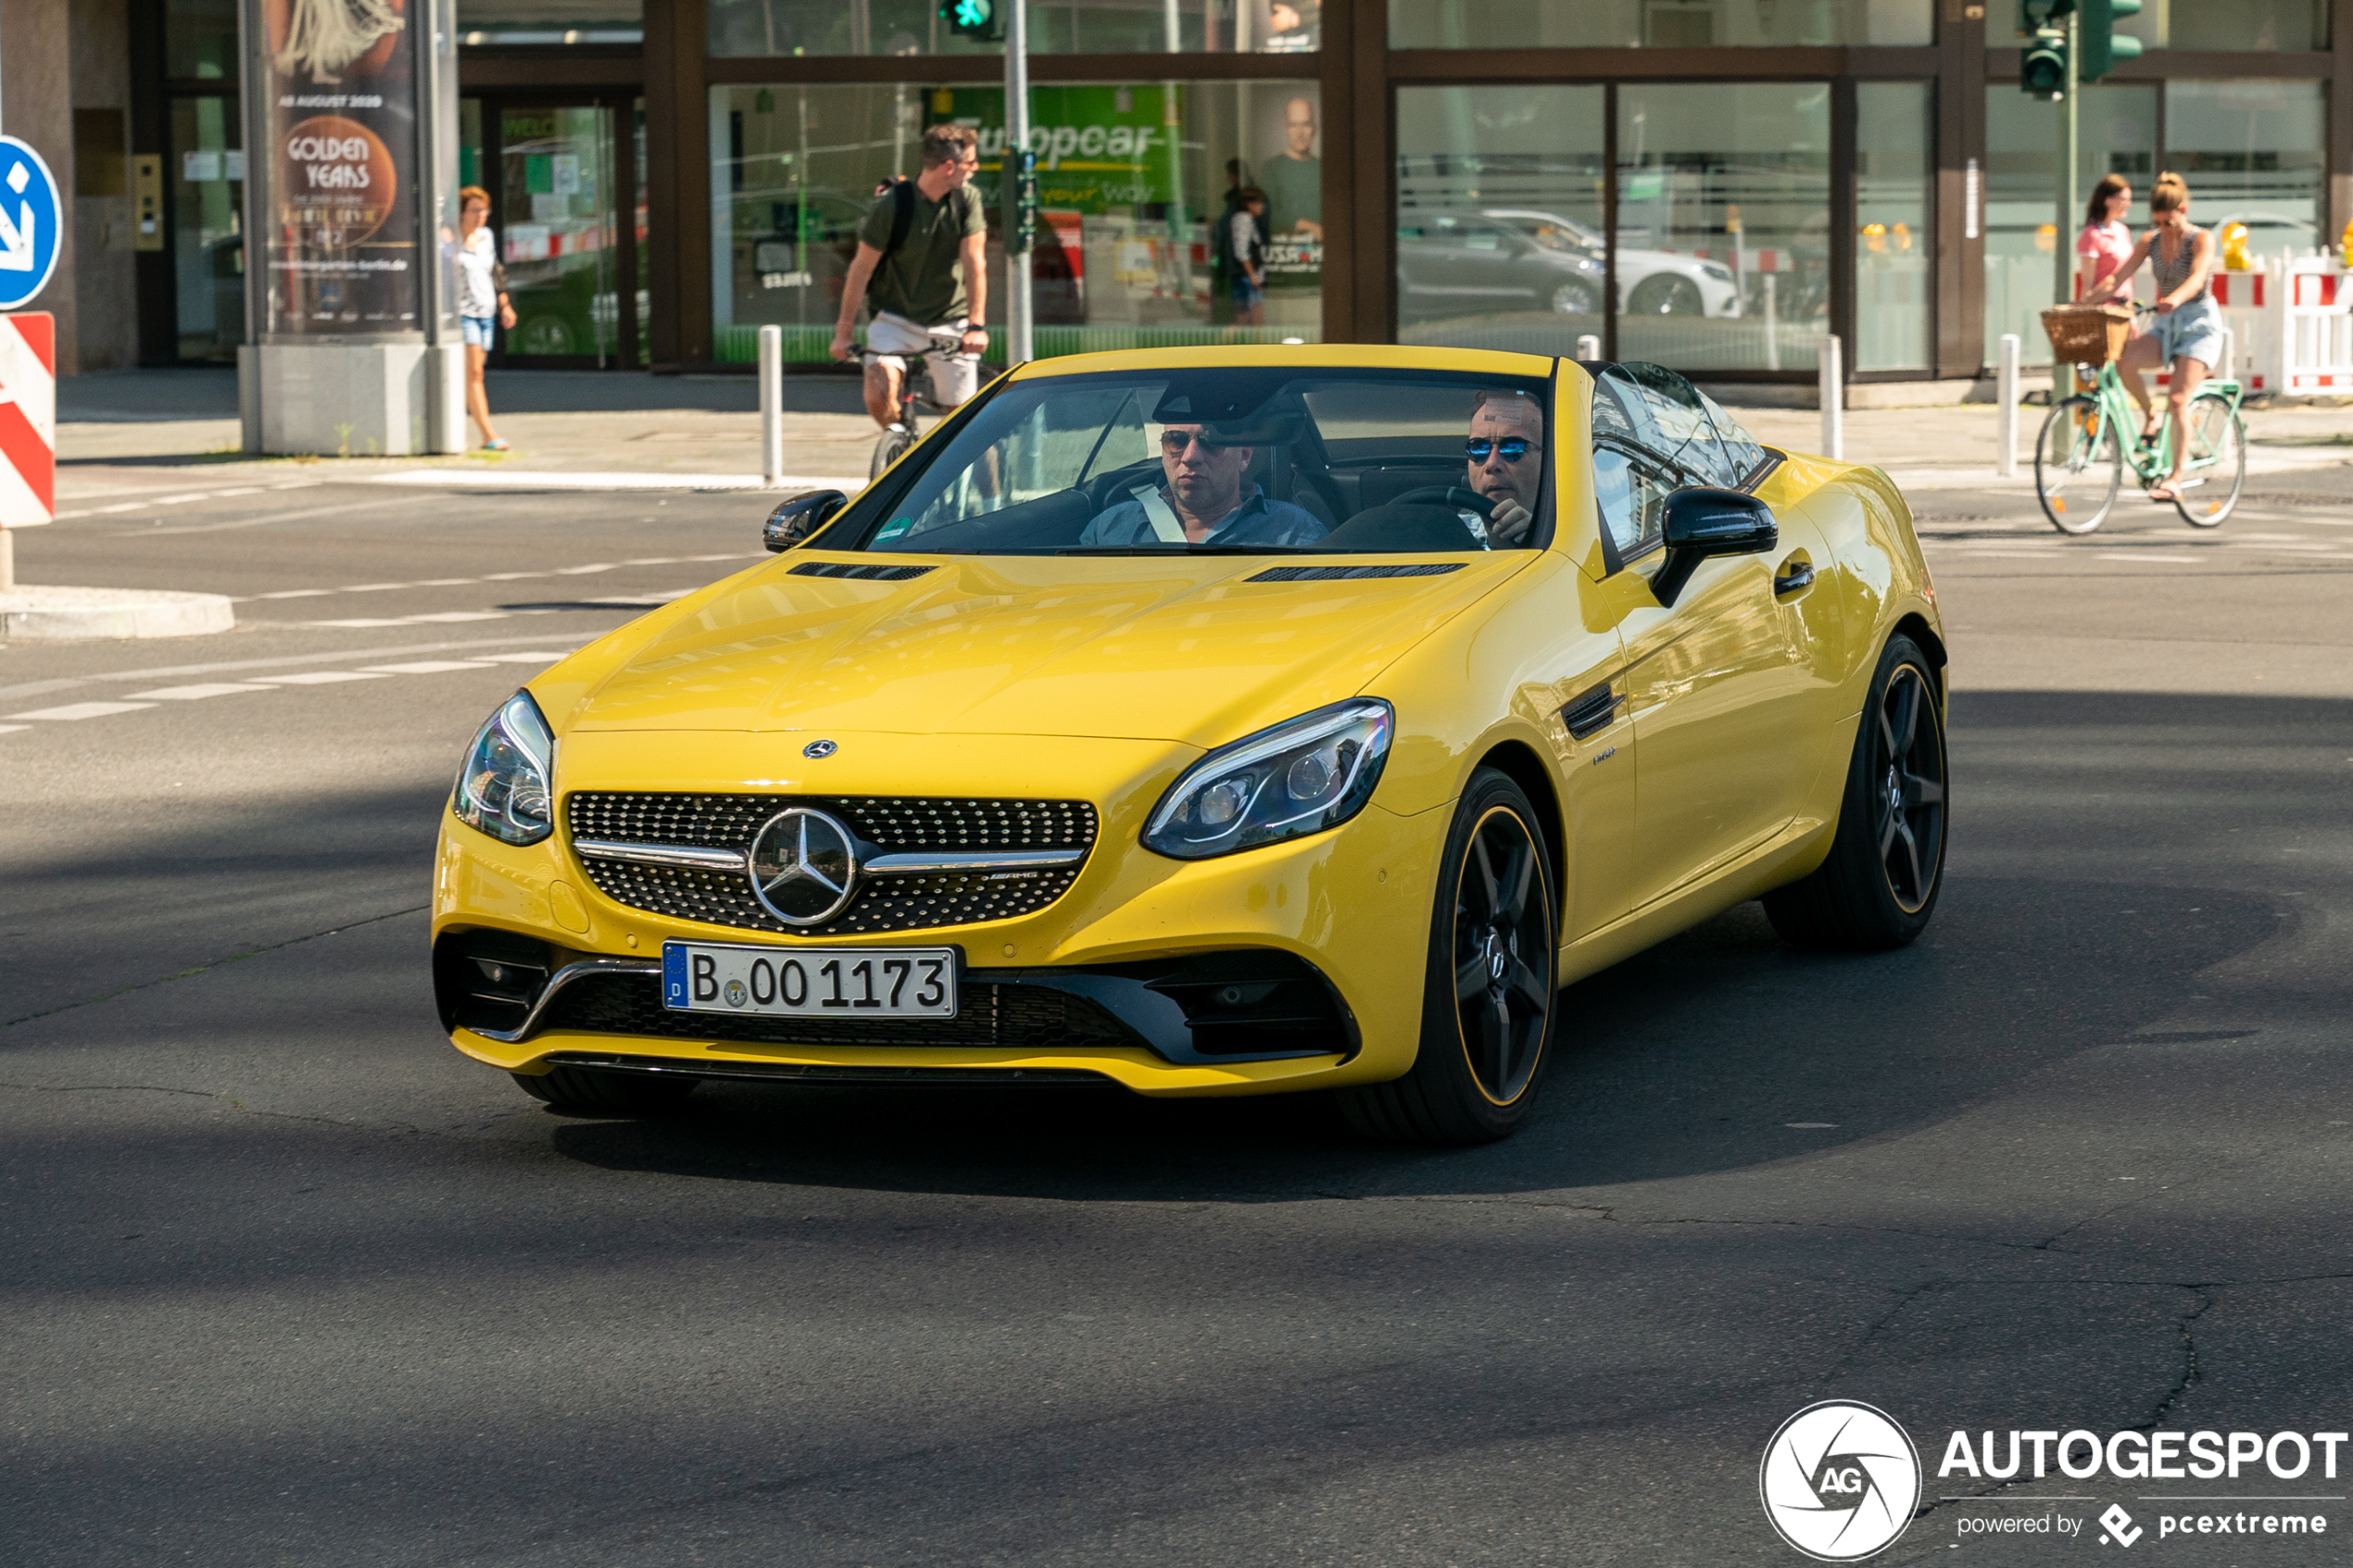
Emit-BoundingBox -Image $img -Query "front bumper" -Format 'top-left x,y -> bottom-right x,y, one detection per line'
432,729 -> 1441,1098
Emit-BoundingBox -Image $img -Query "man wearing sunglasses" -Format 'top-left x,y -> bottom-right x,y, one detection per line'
1464,389 -> 1543,547
1078,424 -> 1326,547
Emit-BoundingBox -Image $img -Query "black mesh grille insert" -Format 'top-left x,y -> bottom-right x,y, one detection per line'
565,793 -> 1098,936
787,561 -> 938,582
540,971 -> 1142,1052
1248,563 -> 1466,582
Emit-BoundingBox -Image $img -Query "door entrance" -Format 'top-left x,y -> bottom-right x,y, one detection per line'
459,96 -> 647,368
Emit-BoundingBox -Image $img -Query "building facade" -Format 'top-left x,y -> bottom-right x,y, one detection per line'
25,0 -> 2353,390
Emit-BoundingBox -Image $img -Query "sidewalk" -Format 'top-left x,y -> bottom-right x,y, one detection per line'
49,367 -> 2353,509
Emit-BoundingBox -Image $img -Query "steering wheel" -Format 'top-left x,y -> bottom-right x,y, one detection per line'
1390,485 -> 1496,518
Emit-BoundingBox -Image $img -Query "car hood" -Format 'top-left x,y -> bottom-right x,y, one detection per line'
545,551 -> 1531,747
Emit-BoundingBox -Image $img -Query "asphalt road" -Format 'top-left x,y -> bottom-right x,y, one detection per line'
5,465 -> 2353,1566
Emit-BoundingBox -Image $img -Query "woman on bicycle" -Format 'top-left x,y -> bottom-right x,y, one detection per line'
2082,171 -> 2221,504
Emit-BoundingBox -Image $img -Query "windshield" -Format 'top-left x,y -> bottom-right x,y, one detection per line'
1491,213 -> 1603,255
1592,362 -> 1772,490
849,368 -> 1554,557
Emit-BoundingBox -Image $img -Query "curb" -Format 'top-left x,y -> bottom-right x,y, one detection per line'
0,589 -> 238,641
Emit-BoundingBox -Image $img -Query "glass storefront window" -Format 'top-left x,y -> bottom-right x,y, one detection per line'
1391,0 -> 1929,49
459,0 -> 646,45
170,95 -> 244,362
1855,82 -> 1931,372
2112,0 -> 2326,52
1617,83 -> 1831,372
2166,80 -> 2325,261
166,0 -> 240,81
1393,86 -> 1606,355
1982,83 -> 2154,367
710,0 -> 1316,56
711,82 -> 1322,364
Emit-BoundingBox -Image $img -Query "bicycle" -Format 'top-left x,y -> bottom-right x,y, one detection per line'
865,324 -> 975,480
2033,303 -> 2247,535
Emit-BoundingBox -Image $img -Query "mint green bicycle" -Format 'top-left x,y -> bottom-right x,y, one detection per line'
2033,307 -> 2247,535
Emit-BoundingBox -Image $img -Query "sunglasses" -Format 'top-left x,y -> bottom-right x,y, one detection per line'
1466,438 -> 1539,462
1161,431 -> 1237,452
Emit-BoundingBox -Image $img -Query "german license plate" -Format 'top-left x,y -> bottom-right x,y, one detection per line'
661,941 -> 957,1018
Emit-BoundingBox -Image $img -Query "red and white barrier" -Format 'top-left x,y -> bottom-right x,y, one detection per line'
0,311 -> 56,529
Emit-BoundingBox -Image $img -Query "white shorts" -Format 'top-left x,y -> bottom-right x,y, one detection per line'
866,312 -> 980,408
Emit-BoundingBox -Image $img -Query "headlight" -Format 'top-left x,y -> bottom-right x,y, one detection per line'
452,691 -> 555,846
1143,699 -> 1392,860
1700,263 -> 1733,282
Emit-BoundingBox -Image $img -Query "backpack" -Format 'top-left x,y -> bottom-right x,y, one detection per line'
874,177 -> 919,262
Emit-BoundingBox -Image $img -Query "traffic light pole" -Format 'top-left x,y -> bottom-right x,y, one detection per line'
2055,8 -> 2079,398
1003,0 -> 1034,364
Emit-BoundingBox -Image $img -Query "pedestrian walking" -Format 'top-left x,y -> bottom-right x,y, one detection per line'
453,185 -> 516,453
2082,170 -> 2221,503
1229,186 -> 1269,327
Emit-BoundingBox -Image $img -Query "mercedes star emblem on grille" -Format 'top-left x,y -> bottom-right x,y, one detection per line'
747,808 -> 859,924
802,739 -> 838,759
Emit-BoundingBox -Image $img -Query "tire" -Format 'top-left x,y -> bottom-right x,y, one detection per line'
1763,635 -> 1948,951
1627,274 -> 1705,316
1549,281 -> 1600,316
1340,769 -> 1558,1145
512,1065 -> 699,1115
2173,395 -> 2246,528
870,426 -> 915,481
2033,395 -> 2121,535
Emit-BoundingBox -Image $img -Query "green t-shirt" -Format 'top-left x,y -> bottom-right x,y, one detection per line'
1257,154 -> 1321,238
857,182 -> 988,325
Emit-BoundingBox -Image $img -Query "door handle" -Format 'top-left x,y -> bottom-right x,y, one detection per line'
1773,558 -> 1816,596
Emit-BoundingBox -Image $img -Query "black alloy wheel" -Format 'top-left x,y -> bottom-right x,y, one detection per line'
1340,768 -> 1558,1144
1763,635 -> 1948,950
1550,281 -> 1601,316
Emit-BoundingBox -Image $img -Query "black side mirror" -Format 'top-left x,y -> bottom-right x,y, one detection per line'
762,489 -> 849,552
1649,487 -> 1778,607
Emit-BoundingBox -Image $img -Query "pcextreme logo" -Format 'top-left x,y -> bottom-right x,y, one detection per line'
1760,1400 -> 1924,1562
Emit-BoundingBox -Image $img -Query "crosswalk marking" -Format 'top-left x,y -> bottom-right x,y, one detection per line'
10,700 -> 159,721
130,683 -> 280,700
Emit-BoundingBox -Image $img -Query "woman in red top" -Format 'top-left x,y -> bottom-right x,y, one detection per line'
2076,173 -> 2153,437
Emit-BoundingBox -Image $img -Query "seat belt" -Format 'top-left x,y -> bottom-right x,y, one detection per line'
1128,483 -> 1189,544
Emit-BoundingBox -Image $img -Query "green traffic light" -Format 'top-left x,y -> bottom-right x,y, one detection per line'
2078,0 -> 2143,81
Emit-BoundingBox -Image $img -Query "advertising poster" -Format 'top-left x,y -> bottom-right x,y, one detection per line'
258,0 -> 421,334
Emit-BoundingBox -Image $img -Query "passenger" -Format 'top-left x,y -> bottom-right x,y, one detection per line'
1079,424 -> 1325,547
1465,388 -> 1543,546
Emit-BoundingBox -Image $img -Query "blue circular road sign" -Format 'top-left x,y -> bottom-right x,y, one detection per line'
0,136 -> 64,312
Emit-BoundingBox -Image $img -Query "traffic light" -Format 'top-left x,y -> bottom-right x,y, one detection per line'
1006,148 -> 1038,254
938,0 -> 999,42
2077,0 -> 2142,81
2018,0 -> 2072,99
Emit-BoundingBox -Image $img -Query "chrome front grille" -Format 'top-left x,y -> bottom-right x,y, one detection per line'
563,792 -> 1099,936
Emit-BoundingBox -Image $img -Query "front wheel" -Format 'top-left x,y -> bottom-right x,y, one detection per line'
870,423 -> 915,480
1339,769 -> 1558,1145
1763,635 -> 1948,951
2174,395 -> 2246,528
2034,395 -> 2121,535
1550,281 -> 1600,316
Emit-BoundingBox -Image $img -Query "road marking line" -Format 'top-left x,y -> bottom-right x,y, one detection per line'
0,723 -> 30,734
474,651 -> 573,663
128,683 -> 280,700
252,671 -> 393,684
0,633 -> 593,706
340,582 -> 411,593
253,588 -> 334,599
414,577 -> 475,585
360,660 -> 496,674
307,610 -> 510,627
10,700 -> 160,721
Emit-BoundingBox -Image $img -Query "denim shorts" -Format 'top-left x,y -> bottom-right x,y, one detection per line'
2151,298 -> 2224,370
460,315 -> 497,348
1230,275 -> 1265,312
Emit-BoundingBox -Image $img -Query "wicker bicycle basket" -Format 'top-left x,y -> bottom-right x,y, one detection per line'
2041,304 -> 2133,366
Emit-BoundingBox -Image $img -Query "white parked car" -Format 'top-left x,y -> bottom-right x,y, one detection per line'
1481,209 -> 1743,318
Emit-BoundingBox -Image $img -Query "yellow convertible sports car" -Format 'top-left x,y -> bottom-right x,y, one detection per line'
433,345 -> 1946,1143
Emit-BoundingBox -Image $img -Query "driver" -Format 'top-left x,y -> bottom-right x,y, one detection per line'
1078,425 -> 1325,547
1466,389 -> 1542,547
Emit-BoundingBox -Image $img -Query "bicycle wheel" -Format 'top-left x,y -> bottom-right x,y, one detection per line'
2173,395 -> 2246,528
2034,395 -> 2122,535
870,425 -> 914,481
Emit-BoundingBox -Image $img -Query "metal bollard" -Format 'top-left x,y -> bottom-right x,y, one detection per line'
1997,332 -> 2020,478
1575,334 -> 1601,362
1819,334 -> 1843,461
759,324 -> 784,486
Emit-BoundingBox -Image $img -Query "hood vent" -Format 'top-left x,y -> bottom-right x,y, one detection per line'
788,561 -> 938,581
1247,562 -> 1466,583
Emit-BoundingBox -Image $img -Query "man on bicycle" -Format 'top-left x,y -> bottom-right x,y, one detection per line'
830,124 -> 990,432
